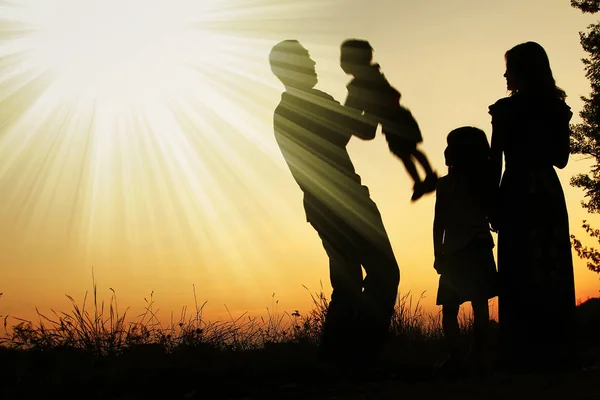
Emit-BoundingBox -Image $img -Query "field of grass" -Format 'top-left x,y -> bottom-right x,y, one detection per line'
0,283 -> 599,400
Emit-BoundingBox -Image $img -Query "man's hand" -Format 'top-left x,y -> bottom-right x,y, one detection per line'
346,108 -> 378,141
335,101 -> 377,141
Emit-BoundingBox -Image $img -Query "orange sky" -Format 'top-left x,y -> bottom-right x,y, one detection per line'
0,0 -> 599,327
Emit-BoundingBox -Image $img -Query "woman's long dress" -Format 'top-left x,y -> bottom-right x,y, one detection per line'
489,93 -> 577,371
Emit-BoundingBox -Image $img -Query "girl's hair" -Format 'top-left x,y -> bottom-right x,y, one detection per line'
444,126 -> 493,211
444,126 -> 490,170
505,41 -> 566,100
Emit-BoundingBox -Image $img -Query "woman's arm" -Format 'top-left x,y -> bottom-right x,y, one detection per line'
551,109 -> 572,169
489,105 -> 505,232
490,122 -> 504,189
433,181 -> 446,272
552,125 -> 570,169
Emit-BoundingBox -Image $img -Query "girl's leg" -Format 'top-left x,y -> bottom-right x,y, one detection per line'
442,304 -> 461,361
471,298 -> 491,372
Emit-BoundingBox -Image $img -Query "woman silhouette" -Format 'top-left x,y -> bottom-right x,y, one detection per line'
488,41 -> 577,373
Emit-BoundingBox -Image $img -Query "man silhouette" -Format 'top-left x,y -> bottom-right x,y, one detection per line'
269,40 -> 400,367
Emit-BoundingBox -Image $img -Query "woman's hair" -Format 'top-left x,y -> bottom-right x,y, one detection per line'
505,41 -> 566,100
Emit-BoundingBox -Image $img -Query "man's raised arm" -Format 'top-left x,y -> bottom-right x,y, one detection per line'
332,101 -> 378,141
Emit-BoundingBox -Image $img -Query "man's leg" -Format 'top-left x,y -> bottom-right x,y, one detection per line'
318,233 -> 364,364
357,208 -> 400,362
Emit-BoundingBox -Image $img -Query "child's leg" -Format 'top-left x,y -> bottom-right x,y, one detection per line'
411,148 -> 438,198
471,298 -> 490,370
385,133 -> 422,185
412,148 -> 435,176
397,153 -> 421,185
442,304 -> 461,361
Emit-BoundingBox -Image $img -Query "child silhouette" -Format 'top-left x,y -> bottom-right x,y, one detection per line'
340,39 -> 437,201
433,126 -> 498,376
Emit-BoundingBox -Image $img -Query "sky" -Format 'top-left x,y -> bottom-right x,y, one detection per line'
0,0 -> 599,326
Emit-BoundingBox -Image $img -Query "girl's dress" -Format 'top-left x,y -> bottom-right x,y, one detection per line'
434,173 -> 497,306
488,93 -> 576,369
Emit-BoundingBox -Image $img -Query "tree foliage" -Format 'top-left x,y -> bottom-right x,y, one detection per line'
570,0 -> 600,273
572,0 -> 600,14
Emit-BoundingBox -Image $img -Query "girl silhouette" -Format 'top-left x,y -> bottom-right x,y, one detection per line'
433,126 -> 497,375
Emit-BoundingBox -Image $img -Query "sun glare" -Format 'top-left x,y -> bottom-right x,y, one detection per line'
15,1 -> 213,101
0,0 -> 336,283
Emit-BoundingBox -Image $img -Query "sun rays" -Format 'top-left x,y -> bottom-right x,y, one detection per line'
0,0 -> 338,280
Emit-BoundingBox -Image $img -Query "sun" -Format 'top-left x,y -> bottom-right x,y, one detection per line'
0,0 -> 338,278
15,0 -> 212,101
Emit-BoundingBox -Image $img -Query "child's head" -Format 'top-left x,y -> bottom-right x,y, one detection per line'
444,126 -> 490,170
340,39 -> 373,75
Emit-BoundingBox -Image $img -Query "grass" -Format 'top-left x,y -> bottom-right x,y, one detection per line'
0,281 -> 596,400
0,280 -> 454,353
0,282 -> 462,355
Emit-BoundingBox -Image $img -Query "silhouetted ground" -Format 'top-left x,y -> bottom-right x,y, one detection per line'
238,366 -> 600,400
0,292 -> 599,400
1,342 -> 598,400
